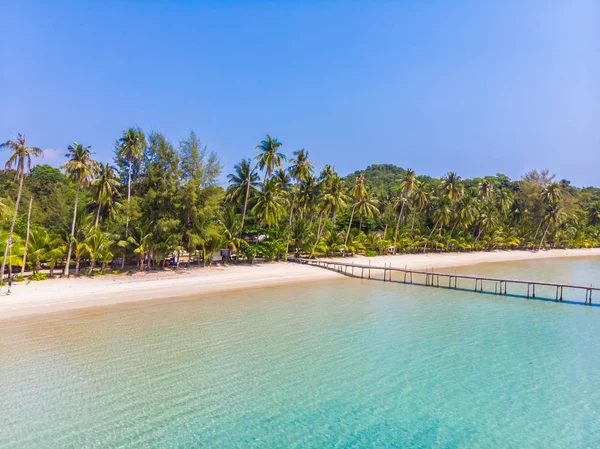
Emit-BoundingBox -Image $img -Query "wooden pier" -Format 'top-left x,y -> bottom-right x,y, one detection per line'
292,258 -> 598,305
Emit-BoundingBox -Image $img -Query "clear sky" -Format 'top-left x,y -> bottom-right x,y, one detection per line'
1,0 -> 598,186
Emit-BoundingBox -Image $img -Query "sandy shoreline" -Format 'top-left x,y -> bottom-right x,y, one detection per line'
2,248 -> 600,320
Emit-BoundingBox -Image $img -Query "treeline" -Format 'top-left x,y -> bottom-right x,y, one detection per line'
2,131 -> 600,280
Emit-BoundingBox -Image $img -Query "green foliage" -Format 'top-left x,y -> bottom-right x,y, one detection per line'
29,272 -> 48,281
4,127 -> 600,282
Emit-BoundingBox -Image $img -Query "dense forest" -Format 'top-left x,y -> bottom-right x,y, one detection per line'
2,131 -> 600,281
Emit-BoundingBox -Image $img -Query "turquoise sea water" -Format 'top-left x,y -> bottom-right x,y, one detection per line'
1,257 -> 600,448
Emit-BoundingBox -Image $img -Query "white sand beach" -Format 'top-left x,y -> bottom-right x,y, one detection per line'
2,248 -> 600,320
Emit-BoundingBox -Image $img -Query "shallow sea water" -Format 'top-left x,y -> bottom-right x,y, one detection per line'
1,257 -> 600,448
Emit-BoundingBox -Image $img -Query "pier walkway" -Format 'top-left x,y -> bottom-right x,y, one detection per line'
291,258 -> 598,305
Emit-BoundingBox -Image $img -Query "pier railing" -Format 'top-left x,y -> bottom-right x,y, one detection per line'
291,258 -> 597,305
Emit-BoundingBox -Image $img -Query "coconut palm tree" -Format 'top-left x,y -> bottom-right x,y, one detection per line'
441,172 -> 463,201
85,228 -> 113,275
119,221 -> 153,271
45,234 -> 66,277
319,164 -> 335,187
0,134 -> 42,281
63,142 -> 97,276
478,179 -> 494,203
20,195 -> 33,275
285,149 -> 314,258
27,227 -> 49,274
252,178 -> 287,228
355,191 -> 379,231
533,183 -> 562,247
409,180 -> 428,236
322,175 -> 349,225
255,135 -> 285,178
345,174 -> 368,245
289,149 -> 313,182
117,128 -> 145,235
274,169 -> 292,191
539,202 -> 564,250
92,163 -> 121,227
394,169 -> 416,244
588,201 -> 600,227
227,159 -> 260,234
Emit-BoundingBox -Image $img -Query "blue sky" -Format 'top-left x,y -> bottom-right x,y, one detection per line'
1,0 -> 599,186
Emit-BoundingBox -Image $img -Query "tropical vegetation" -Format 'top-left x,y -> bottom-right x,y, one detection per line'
2,130 -> 600,281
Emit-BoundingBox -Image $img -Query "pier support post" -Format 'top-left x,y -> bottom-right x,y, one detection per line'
532,284 -> 536,298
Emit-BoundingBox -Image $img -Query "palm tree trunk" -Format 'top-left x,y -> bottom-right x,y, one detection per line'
21,195 -> 33,276
240,180 -> 250,236
285,193 -> 296,260
88,258 -> 95,275
75,257 -> 81,276
539,222 -> 551,251
410,209 -> 417,236
64,188 -> 79,277
344,204 -> 356,246
95,204 -> 101,228
423,218 -> 441,253
394,202 -> 405,245
1,173 -> 24,282
310,213 -> 324,258
532,218 -> 544,250
126,159 -> 132,237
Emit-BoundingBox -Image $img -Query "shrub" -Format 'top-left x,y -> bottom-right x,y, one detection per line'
14,275 -> 26,282
365,250 -> 377,257
111,270 -> 122,275
30,273 -> 48,281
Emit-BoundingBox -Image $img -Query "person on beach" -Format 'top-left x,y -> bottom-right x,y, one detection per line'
6,278 -> 12,295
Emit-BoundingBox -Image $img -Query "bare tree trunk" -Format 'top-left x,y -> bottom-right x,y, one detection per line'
64,188 -> 79,277
21,195 -> 33,276
1,173 -> 24,282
